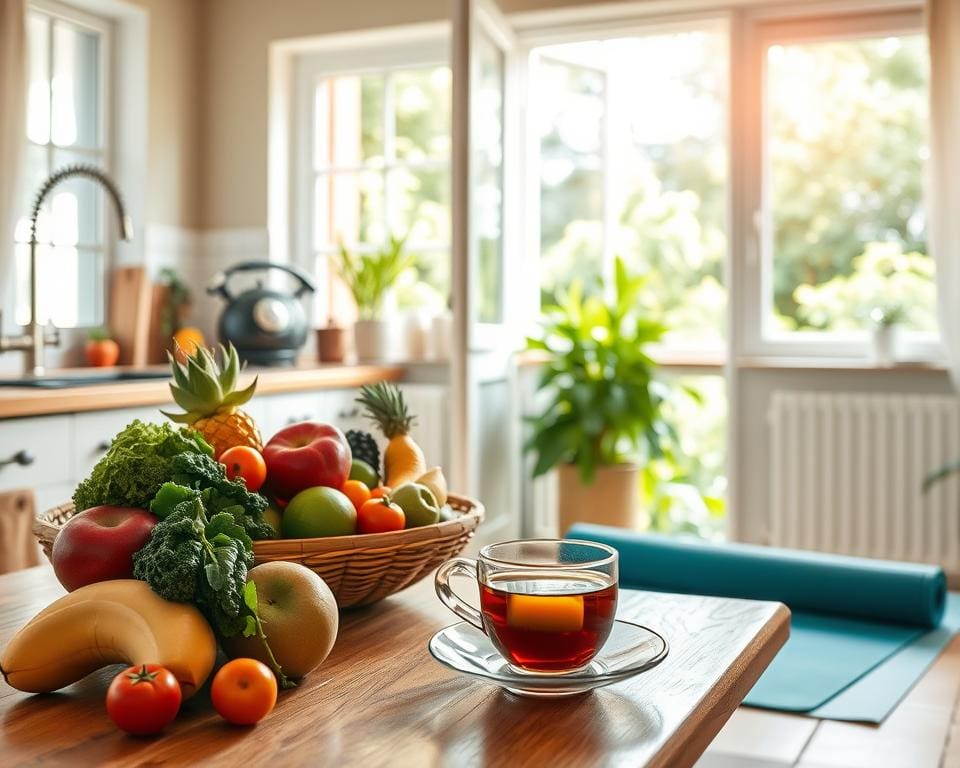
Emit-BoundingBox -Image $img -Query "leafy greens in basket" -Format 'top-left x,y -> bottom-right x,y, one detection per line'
72,420 -> 213,511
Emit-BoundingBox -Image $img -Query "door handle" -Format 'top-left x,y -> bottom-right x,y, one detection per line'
0,449 -> 35,471
96,440 -> 112,452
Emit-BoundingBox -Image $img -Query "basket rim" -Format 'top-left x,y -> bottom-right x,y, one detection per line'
36,493 -> 485,550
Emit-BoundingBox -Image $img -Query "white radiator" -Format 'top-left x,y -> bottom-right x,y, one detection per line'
768,391 -> 960,570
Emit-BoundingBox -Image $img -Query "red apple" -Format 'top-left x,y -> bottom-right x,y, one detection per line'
263,421 -> 352,500
52,506 -> 157,592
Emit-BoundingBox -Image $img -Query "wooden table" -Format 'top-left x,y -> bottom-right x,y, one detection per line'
0,565 -> 788,767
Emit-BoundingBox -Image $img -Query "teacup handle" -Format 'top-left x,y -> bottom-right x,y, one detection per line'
435,557 -> 484,632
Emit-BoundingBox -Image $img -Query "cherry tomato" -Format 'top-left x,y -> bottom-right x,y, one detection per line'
341,479 -> 371,512
211,658 -> 278,726
370,485 -> 393,499
220,446 -> 267,492
357,497 -> 405,533
106,664 -> 182,736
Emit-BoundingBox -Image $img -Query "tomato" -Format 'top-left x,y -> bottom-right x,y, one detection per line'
370,485 -> 393,499
211,658 -> 278,725
106,664 -> 182,736
220,446 -> 267,492
341,479 -> 371,512
357,498 -> 405,534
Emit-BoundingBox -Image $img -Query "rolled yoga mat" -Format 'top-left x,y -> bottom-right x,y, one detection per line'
568,523 -> 949,718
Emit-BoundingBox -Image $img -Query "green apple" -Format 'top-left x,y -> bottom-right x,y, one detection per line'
283,486 -> 356,538
222,561 -> 339,678
349,459 -> 379,489
392,483 -> 440,528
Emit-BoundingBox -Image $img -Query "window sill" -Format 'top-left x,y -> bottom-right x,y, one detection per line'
735,356 -> 949,373
514,348 -> 726,372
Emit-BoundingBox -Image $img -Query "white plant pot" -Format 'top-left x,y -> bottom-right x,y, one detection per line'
428,311 -> 453,362
354,320 -> 394,362
871,325 -> 898,367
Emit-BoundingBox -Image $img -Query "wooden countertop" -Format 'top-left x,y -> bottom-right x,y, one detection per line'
0,364 -> 404,420
0,565 -> 788,767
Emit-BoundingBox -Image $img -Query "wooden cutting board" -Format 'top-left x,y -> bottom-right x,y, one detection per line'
0,489 -> 40,575
109,266 -> 151,366
148,283 -> 171,363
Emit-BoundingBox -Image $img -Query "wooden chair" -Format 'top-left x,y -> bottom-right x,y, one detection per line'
0,489 -> 41,574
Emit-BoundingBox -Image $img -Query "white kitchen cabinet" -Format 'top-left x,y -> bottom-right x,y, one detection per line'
0,416 -> 73,494
72,406 -> 160,480
261,391 -> 326,438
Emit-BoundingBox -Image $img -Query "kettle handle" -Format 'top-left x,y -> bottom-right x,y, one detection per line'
206,261 -> 317,301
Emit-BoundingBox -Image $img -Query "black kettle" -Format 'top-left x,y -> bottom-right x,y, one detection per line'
207,261 -> 316,366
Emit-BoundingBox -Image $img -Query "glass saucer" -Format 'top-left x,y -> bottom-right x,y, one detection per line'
428,619 -> 669,698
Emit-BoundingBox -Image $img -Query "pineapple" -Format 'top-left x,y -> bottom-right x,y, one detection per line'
162,343 -> 262,459
357,382 -> 426,488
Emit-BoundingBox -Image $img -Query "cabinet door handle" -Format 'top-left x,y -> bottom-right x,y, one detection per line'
0,449 -> 35,471
338,407 -> 360,419
96,440 -> 112,452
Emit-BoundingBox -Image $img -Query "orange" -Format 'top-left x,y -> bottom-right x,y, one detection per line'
341,480 -> 371,512
172,327 -> 205,364
210,658 -> 277,725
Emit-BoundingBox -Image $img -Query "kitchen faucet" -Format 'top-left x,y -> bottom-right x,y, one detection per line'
0,164 -> 133,376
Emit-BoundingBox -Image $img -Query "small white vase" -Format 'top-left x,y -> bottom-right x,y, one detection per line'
871,325 -> 898,367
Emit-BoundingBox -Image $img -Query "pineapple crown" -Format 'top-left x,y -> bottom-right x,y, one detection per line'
357,382 -> 415,440
162,343 -> 257,423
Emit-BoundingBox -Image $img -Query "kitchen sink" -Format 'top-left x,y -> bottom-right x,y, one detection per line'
0,370 -> 170,388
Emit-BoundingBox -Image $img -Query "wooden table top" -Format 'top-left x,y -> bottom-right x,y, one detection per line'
0,565 -> 788,767
0,364 -> 404,419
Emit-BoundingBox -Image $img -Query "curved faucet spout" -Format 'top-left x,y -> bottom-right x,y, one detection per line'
10,164 -> 134,376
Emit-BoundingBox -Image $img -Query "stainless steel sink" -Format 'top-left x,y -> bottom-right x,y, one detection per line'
0,371 -> 170,388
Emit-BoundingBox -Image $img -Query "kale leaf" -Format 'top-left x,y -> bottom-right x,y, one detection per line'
73,420 -> 212,511
168,452 -> 274,540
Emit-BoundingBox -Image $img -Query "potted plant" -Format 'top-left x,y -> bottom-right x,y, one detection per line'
336,234 -> 415,362
84,328 -> 120,367
525,256 -> 672,533
869,303 -> 904,367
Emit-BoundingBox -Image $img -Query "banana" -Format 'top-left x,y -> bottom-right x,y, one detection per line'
0,579 -> 216,698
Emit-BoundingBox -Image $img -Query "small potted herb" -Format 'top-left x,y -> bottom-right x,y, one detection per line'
869,303 -> 905,367
84,328 -> 120,367
525,256 -> 674,532
335,234 -> 415,361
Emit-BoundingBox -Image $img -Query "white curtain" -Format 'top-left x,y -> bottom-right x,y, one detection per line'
0,0 -> 26,320
930,0 -> 960,389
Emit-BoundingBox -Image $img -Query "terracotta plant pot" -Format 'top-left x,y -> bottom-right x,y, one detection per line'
316,327 -> 348,363
557,462 -> 640,535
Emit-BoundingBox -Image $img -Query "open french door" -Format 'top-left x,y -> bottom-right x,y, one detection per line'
450,0 -> 525,544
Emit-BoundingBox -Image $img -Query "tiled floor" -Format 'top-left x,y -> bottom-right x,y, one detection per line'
696,636 -> 960,768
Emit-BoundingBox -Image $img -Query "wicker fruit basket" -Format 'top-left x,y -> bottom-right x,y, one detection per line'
34,494 -> 484,608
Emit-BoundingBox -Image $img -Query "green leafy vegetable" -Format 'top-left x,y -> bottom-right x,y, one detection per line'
133,496 -> 292,688
72,420 -> 212,511
150,482 -> 200,519
168,452 -> 274,540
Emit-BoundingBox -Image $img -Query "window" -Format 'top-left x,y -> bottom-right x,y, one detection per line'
761,26 -> 932,340
302,55 -> 452,321
532,28 -> 729,349
15,2 -> 111,328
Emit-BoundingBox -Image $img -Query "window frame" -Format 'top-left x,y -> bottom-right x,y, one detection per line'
739,6 -> 939,361
291,28 -> 450,324
17,0 -> 113,329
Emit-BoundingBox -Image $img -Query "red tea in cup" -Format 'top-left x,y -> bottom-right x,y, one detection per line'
479,572 -> 617,672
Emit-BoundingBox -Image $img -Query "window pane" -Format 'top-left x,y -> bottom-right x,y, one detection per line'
314,171 -> 385,248
26,12 -> 50,145
14,244 -> 101,327
393,67 -> 451,162
767,34 -> 932,333
314,74 -> 384,169
474,34 -> 504,324
51,20 -> 100,148
387,165 -> 450,245
52,149 -> 102,245
536,57 -> 605,307
14,145 -> 50,243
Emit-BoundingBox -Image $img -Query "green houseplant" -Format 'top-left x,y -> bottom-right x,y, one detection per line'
335,234 -> 415,361
525,256 -> 673,532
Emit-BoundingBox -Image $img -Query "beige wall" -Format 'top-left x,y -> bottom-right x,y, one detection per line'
197,0 -> 631,230
129,0 -> 202,229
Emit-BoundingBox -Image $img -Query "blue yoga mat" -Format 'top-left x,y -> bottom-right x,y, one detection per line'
568,524 -> 949,720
